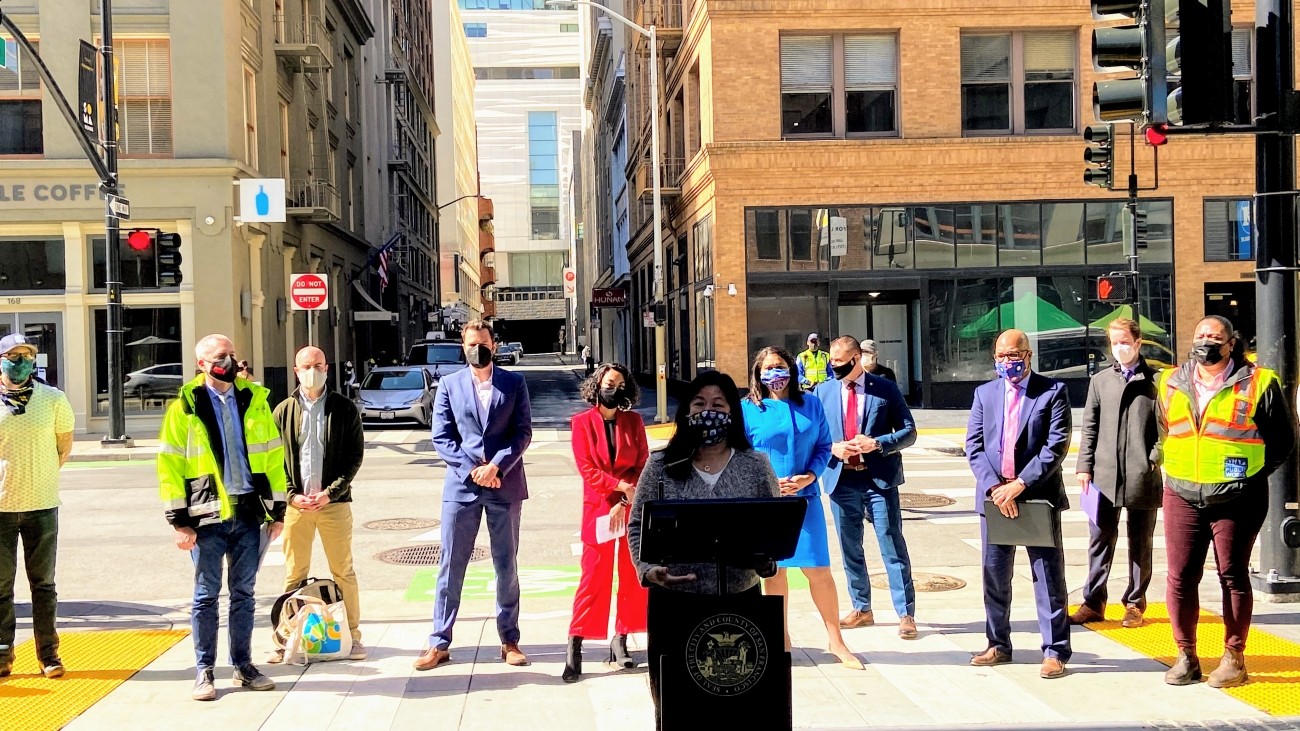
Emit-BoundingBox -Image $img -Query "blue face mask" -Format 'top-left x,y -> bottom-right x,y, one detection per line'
995,358 -> 1028,383
760,368 -> 791,392
1,356 -> 35,384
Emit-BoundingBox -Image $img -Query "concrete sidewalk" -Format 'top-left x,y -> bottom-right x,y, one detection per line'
50,569 -> 1300,731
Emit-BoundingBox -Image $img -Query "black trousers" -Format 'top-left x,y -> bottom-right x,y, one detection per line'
1081,492 -> 1158,612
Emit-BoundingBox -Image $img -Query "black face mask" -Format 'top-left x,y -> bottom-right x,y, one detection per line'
831,359 -> 857,380
1191,339 -> 1229,366
208,355 -> 239,383
466,344 -> 493,368
598,387 -> 624,409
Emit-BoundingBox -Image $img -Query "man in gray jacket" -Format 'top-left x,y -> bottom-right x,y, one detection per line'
1073,318 -> 1161,629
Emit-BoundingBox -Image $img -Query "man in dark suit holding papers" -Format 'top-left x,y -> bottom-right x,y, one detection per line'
965,329 -> 1072,679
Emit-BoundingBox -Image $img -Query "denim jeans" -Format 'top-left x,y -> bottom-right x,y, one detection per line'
0,508 -> 59,664
191,518 -> 261,670
829,479 -> 917,618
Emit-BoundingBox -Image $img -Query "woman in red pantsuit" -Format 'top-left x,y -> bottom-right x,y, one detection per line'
564,362 -> 650,683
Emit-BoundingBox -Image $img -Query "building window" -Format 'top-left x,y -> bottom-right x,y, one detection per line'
754,209 -> 781,259
93,306 -> 182,415
90,234 -> 171,290
507,252 -> 565,286
780,34 -> 898,138
1204,198 -> 1253,261
459,0 -> 556,9
279,100 -> 291,183
0,38 -> 43,155
528,111 -> 561,240
693,215 -> 713,281
242,65 -> 258,167
790,209 -> 814,261
464,22 -> 488,38
0,239 -> 65,291
1232,27 -> 1253,125
695,287 -> 715,372
343,49 -> 356,121
961,31 -> 1076,135
560,23 -> 578,32
474,66 -> 581,80
115,39 -> 173,156
346,162 -> 355,230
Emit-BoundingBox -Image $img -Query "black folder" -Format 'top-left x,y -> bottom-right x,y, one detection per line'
983,499 -> 1060,548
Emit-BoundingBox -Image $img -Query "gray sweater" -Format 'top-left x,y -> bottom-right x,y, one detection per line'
627,448 -> 781,595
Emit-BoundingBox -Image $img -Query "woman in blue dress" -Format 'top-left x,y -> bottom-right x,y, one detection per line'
742,346 -> 862,669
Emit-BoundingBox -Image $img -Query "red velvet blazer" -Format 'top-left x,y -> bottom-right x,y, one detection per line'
570,407 -> 650,543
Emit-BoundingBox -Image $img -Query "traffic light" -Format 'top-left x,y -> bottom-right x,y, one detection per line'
1096,274 -> 1131,304
1083,124 -> 1114,188
126,229 -> 152,252
1131,206 -> 1148,248
1164,0 -> 1233,125
1091,0 -> 1167,125
157,232 -> 183,287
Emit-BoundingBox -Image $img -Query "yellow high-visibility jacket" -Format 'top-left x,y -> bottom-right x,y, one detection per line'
157,375 -> 287,528
797,348 -> 832,387
1156,360 -> 1296,506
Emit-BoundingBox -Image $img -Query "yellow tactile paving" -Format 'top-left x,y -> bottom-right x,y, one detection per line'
1077,602 -> 1300,716
0,629 -> 189,731
645,423 -> 676,440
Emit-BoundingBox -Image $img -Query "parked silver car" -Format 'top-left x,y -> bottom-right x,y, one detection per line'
124,362 -> 185,398
356,366 -> 435,426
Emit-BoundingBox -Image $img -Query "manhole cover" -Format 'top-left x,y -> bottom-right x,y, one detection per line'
364,518 -> 440,531
376,545 -> 489,566
871,572 -> 966,593
899,492 -> 956,509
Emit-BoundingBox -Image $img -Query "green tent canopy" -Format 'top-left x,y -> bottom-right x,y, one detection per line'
959,294 -> 1085,339
1088,304 -> 1168,338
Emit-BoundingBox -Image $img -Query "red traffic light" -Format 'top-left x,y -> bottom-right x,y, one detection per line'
126,230 -> 152,251
1097,275 -> 1130,304
1145,125 -> 1169,146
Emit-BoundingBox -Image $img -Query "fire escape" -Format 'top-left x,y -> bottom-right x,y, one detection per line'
384,33 -> 437,298
275,13 -> 340,222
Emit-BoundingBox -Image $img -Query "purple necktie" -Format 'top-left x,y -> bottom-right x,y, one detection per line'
1001,384 -> 1023,480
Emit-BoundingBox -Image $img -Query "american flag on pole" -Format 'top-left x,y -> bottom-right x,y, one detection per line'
378,248 -> 390,292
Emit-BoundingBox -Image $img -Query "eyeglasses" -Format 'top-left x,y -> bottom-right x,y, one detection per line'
2,353 -> 35,363
994,350 -> 1029,362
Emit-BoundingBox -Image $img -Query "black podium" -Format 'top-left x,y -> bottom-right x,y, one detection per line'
639,497 -> 807,731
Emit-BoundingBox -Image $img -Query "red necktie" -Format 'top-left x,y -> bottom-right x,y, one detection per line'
845,381 -> 862,466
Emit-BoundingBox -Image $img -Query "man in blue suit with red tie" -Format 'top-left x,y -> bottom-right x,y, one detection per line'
816,336 -> 919,640
965,328 -> 1072,679
415,320 -> 533,672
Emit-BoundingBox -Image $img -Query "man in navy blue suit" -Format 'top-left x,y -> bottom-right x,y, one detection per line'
415,320 -> 533,671
965,328 -> 1072,679
816,336 -> 919,639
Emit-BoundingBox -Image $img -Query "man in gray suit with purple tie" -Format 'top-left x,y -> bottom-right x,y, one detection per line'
414,320 -> 533,671
965,328 -> 1072,680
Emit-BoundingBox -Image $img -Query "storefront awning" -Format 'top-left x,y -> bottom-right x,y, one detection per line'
959,294 -> 1085,339
1089,304 -> 1168,338
351,280 -> 394,317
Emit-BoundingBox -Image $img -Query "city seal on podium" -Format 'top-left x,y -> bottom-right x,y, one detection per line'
685,613 -> 769,696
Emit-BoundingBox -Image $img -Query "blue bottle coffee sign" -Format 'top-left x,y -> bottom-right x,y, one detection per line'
239,178 -> 286,223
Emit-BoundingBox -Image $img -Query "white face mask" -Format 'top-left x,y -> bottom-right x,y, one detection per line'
298,367 -> 327,390
1111,344 -> 1137,366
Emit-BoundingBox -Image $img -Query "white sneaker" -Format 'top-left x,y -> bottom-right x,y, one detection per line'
349,640 -> 367,661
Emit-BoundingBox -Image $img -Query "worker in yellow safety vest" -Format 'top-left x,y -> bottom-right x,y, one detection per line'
1154,316 -> 1296,690
797,333 -> 832,389
157,333 -> 288,701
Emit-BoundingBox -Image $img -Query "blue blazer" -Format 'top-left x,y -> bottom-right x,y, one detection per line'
965,371 -> 1071,515
430,366 -> 532,503
814,374 -> 917,493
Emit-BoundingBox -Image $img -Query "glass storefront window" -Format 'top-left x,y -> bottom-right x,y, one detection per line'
747,286 -> 830,358
954,205 -> 996,267
695,286 -> 716,372
93,306 -> 184,414
1142,199 -> 1174,263
790,209 -> 815,262
0,239 -> 65,291
826,207 -> 873,272
1085,201 -> 1127,265
871,206 -> 914,270
998,204 -> 1042,266
1042,202 -> 1085,265
747,208 -> 784,270
914,206 -> 957,268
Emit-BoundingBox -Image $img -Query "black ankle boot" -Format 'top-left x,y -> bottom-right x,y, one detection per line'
562,635 -> 582,682
609,634 -> 635,669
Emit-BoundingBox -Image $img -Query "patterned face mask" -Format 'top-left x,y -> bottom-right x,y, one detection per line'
687,409 -> 731,447
760,368 -> 791,392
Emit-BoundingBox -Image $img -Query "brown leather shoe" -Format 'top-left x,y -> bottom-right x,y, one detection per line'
898,616 -> 918,640
1120,605 -> 1145,628
1040,657 -> 1066,679
1069,605 -> 1105,625
1164,649 -> 1202,685
1207,648 -> 1248,688
970,647 -> 1012,666
839,610 -> 875,629
413,648 -> 450,671
501,642 -> 530,666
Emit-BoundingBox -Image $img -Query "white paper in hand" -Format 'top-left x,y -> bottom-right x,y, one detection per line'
595,513 -> 625,544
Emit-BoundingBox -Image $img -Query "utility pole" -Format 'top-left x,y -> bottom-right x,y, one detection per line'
1125,124 -> 1143,324
1251,0 -> 1300,598
100,0 -> 129,445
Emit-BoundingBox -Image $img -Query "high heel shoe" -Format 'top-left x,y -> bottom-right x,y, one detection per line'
609,634 -> 636,669
562,635 -> 582,683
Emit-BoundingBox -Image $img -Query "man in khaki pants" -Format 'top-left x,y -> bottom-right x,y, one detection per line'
269,346 -> 366,662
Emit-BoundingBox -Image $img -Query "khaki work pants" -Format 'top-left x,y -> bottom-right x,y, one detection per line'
283,501 -> 361,641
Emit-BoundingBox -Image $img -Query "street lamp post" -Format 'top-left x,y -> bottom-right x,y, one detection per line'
548,0 -> 668,423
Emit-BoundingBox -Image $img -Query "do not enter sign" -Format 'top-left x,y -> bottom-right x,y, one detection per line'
290,273 -> 329,311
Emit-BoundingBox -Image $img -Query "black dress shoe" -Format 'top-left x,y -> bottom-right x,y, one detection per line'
562,635 -> 582,683
609,634 -> 635,669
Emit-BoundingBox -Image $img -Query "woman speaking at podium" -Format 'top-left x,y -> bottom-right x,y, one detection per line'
626,371 -> 780,721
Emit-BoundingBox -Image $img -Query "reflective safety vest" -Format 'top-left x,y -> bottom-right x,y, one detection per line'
157,375 -> 287,527
1157,364 -> 1276,492
798,349 -> 831,386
